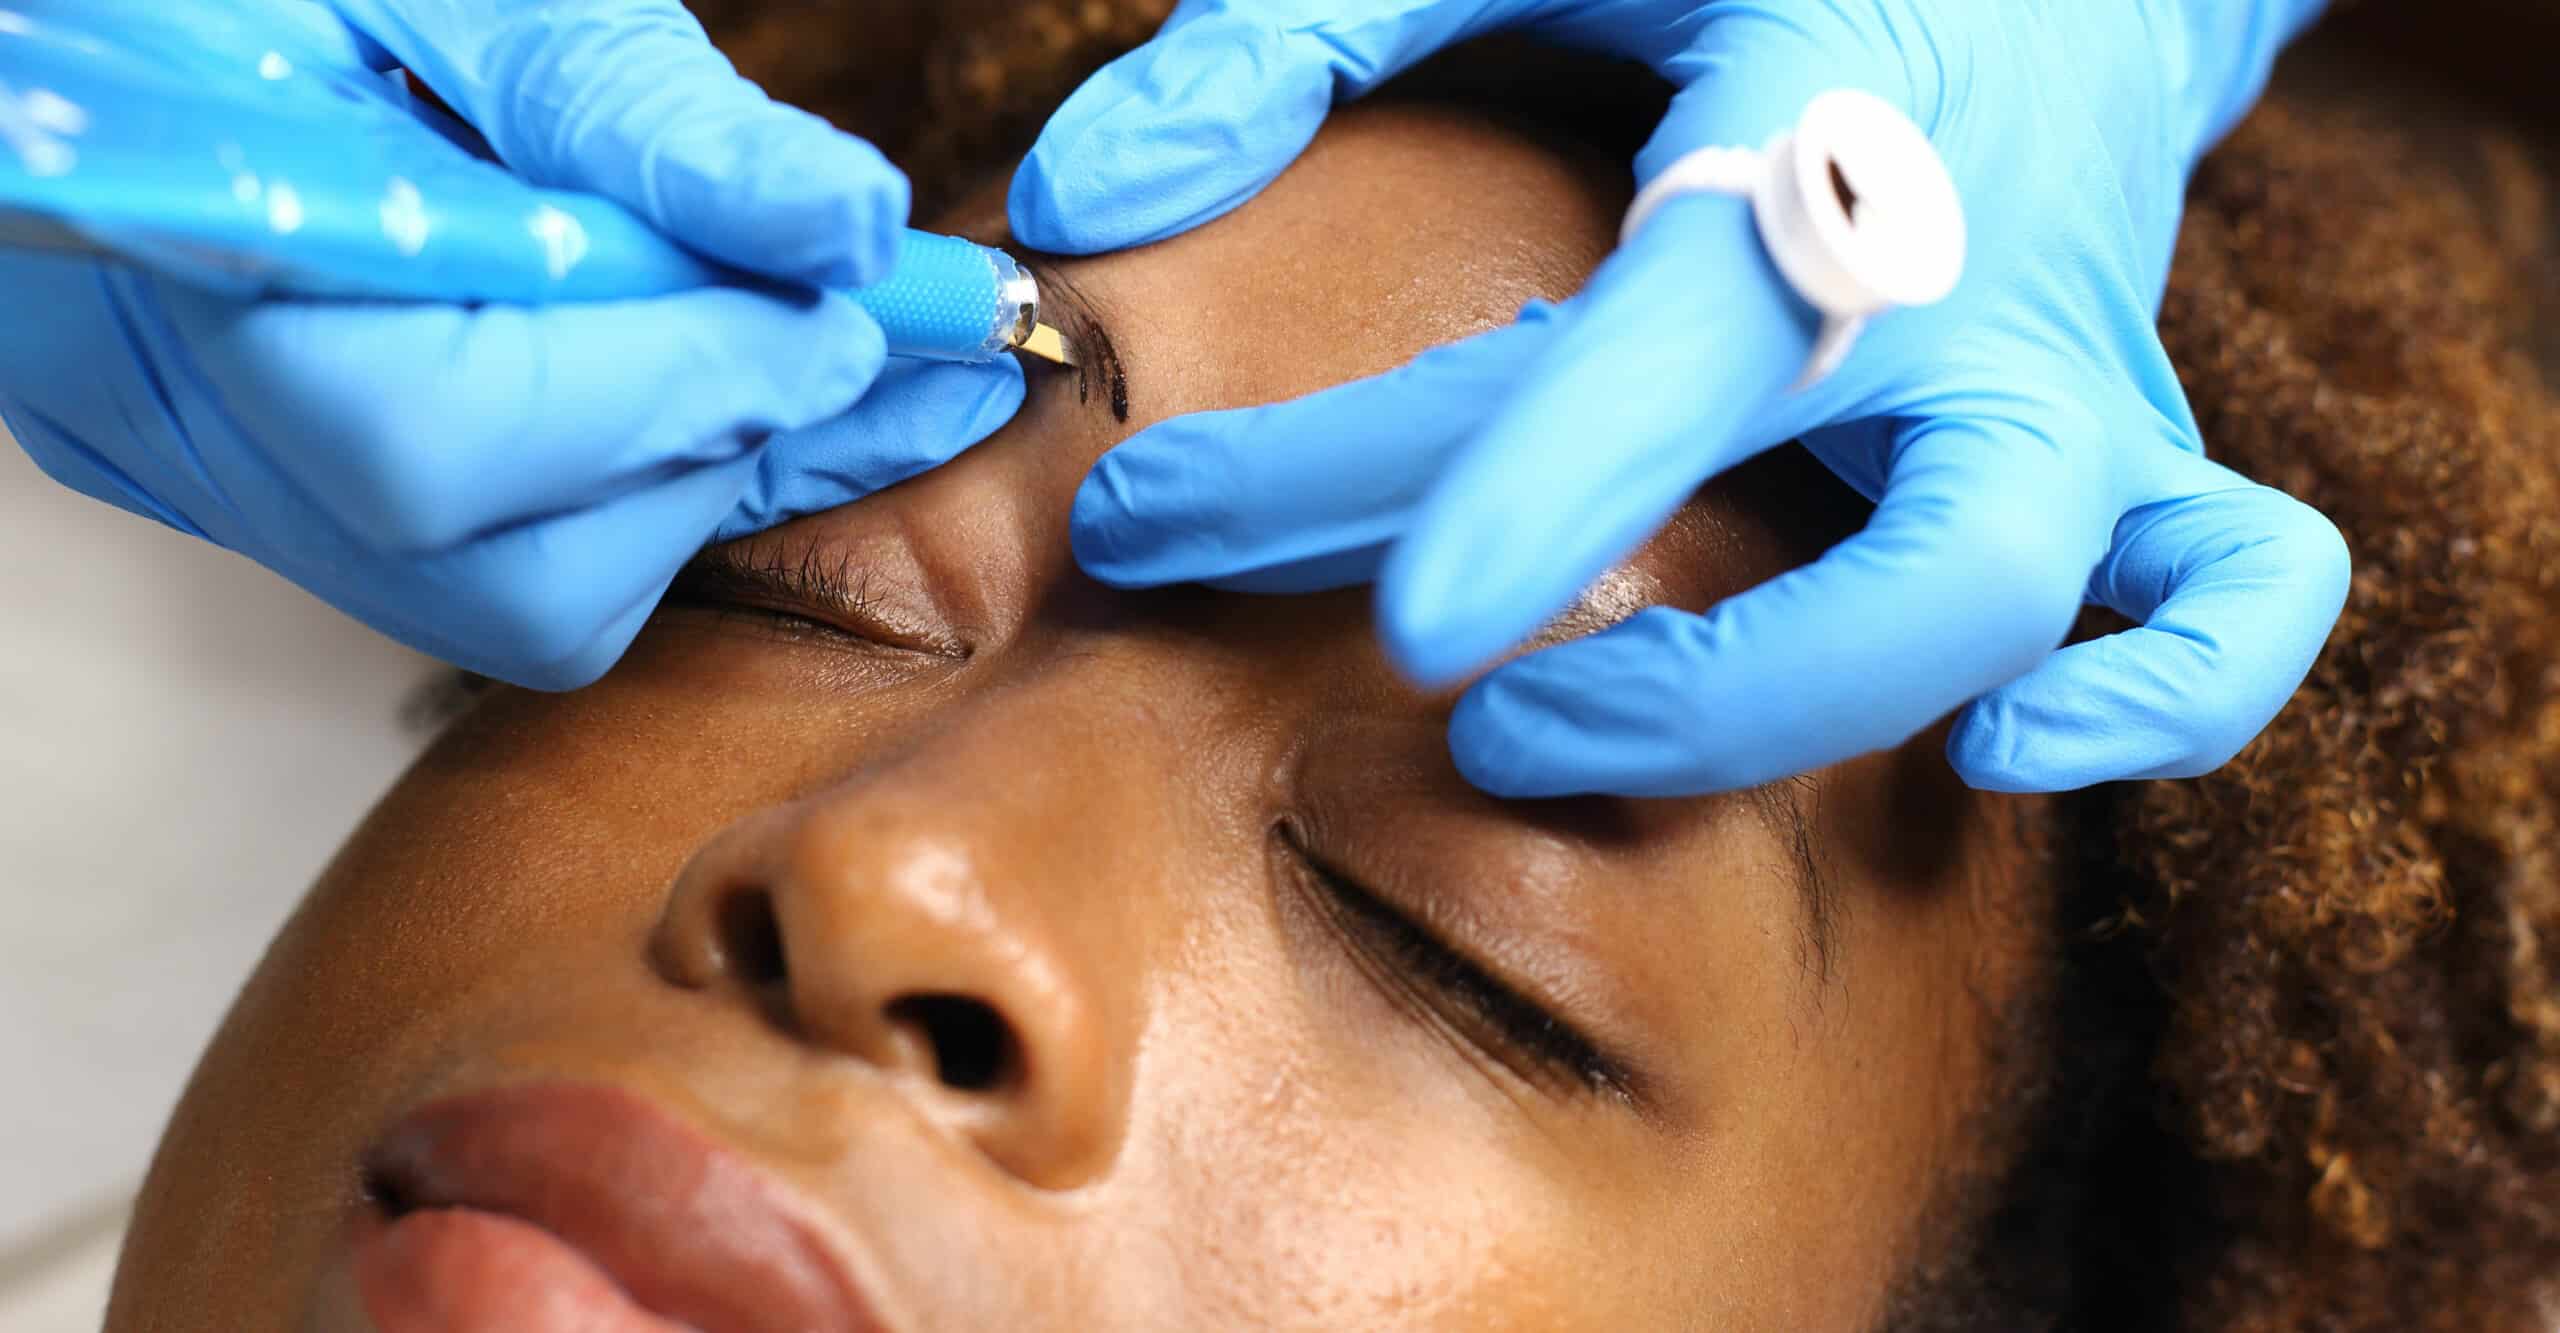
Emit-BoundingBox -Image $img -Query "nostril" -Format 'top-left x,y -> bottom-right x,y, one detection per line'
887,993 -> 1016,1093
717,890 -> 788,989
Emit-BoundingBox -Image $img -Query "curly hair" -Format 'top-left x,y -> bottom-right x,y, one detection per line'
693,4 -> 2560,1327
2089,89 -> 2560,1332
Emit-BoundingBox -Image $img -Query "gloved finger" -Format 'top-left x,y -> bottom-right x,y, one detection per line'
714,355 -> 1029,545
271,1 -> 397,75
1629,2 -> 1903,185
161,278 -> 887,553
1012,0 -> 1525,254
1445,415 -> 2109,798
1377,191 -> 1826,685
1069,306 -> 1561,593
1947,461 -> 2351,792
328,0 -> 907,287
402,448 -> 767,689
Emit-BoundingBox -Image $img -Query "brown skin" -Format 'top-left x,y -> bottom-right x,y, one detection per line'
704,4 -> 2560,1316
110,104 -> 2047,1331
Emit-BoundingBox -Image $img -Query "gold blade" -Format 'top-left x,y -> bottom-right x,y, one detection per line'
1017,322 -> 1076,366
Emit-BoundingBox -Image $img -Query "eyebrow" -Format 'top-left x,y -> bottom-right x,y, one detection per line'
1754,777 -> 1840,984
1015,252 -> 1131,422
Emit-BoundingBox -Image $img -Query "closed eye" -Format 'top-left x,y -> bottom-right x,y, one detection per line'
665,543 -> 967,659
1279,822 -> 1637,1105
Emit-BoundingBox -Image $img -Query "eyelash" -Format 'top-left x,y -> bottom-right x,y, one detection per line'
664,545 -> 891,647
1281,823 -> 1632,1102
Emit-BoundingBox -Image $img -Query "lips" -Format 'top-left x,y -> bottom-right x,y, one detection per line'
355,1082 -> 882,1333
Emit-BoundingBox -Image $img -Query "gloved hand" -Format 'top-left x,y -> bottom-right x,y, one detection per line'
1020,0 -> 2349,797
0,0 -> 1023,690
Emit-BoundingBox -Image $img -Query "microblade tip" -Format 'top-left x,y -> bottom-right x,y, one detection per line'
1018,323 -> 1075,366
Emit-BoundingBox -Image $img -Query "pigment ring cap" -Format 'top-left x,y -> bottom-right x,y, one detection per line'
1763,88 -> 1966,317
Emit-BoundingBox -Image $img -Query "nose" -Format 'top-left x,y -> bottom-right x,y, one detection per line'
650,722 -> 1151,1189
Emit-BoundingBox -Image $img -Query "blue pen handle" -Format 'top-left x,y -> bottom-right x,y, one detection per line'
0,1 -> 1032,362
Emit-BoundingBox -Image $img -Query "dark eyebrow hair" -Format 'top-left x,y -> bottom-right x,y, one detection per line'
1745,776 -> 1842,984
1014,252 -> 1130,422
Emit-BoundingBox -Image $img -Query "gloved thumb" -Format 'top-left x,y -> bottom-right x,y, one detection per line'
1010,1 -> 1499,255
715,357 -> 1029,545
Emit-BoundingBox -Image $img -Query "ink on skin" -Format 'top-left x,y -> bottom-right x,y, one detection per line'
1049,315 -> 1128,423
1099,342 -> 1130,423
1021,255 -> 1129,423
1066,304 -> 1129,422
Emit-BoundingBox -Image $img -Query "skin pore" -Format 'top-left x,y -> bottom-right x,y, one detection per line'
110,100 -> 2053,1331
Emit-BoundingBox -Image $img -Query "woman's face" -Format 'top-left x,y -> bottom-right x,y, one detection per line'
115,101 -> 2047,1332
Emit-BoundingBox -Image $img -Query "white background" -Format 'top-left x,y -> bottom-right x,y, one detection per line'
0,430 -> 431,1329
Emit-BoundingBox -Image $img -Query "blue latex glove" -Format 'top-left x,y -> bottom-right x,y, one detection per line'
1024,0 -> 2350,796
0,0 -> 1024,689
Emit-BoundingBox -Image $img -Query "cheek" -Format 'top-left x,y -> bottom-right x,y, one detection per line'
1075,887 -> 1679,1330
1451,791 -> 2013,1333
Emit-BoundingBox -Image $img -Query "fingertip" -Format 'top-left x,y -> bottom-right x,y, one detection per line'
1448,673 -> 1576,800
812,146 -> 913,288
1375,564 -> 1497,688
1009,145 -> 1128,256
1943,643 -> 2251,794
2288,495 -> 2355,614
709,355 -> 1017,545
1981,481 -> 2356,795
1455,612 -> 1843,799
1944,705 -> 2235,792
909,354 -> 1030,457
461,557 -> 672,694
1376,196 -> 1814,691
465,4 -> 916,289
1068,415 -> 1252,586
957,354 -> 1030,440
521,596 -> 657,694
1942,698 -> 2057,794
1070,451 -> 1151,585
610,81 -> 913,288
1008,23 -> 1327,253
1374,461 -> 1564,686
1070,452 -> 1131,570
1011,120 -> 1288,256
1449,651 -> 1700,798
825,352 -> 1028,456
1375,471 -> 1629,690
507,649 -> 611,695
1204,548 -> 1390,597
